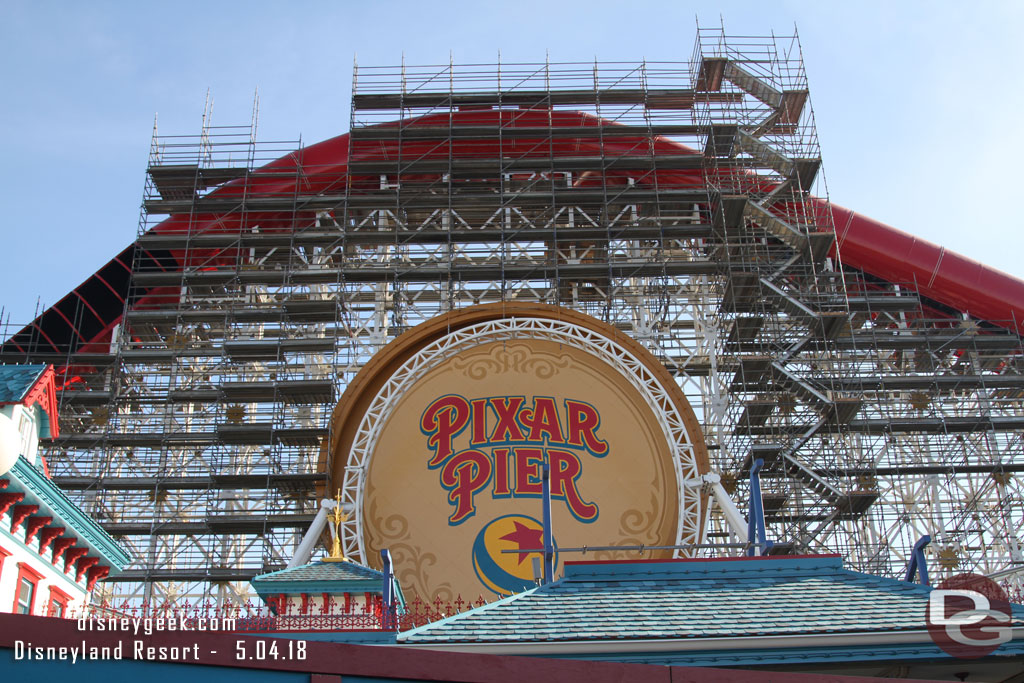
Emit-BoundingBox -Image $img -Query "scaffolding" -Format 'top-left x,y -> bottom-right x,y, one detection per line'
2,27 -> 1022,604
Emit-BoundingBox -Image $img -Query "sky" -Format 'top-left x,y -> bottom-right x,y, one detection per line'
1,1 -> 1022,328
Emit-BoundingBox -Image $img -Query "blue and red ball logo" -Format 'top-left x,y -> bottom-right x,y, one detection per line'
472,514 -> 557,596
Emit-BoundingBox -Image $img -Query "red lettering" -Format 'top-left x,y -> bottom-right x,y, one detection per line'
422,396 -> 471,467
565,400 -> 608,455
548,449 -> 598,521
470,398 -> 488,446
493,447 -> 511,496
514,447 -> 544,495
520,397 -> 565,444
490,397 -> 526,442
426,396 -> 607,525
439,449 -> 492,524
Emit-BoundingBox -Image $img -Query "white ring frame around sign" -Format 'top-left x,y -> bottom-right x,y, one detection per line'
338,316 -> 704,564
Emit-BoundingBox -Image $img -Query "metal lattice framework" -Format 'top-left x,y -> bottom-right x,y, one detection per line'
1,27 -> 1022,604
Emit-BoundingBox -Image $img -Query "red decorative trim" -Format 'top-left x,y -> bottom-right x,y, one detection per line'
75,555 -> 99,582
264,593 -> 285,615
321,592 -> 332,615
86,565 -> 109,591
0,479 -> 9,489
24,515 -> 52,543
0,492 -> 25,516
0,540 -> 10,602
12,562 -> 44,614
300,592 -> 310,614
19,366 -> 59,439
50,536 -> 76,565
63,547 -> 88,574
0,544 -> 11,576
344,592 -> 352,614
47,585 -> 73,617
38,526 -> 64,553
10,504 -> 39,533
16,562 -> 44,581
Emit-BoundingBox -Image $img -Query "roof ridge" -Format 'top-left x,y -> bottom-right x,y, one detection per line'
0,363 -> 48,403
398,585 -> 541,640
10,456 -> 130,568
253,558 -> 384,582
563,556 -> 845,581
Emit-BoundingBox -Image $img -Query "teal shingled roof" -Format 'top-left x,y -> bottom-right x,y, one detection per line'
253,559 -> 384,584
251,558 -> 406,610
8,456 -> 132,570
399,555 -> 1024,644
0,364 -> 46,403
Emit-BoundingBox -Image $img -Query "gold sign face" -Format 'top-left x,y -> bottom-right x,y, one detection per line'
326,305 -> 707,604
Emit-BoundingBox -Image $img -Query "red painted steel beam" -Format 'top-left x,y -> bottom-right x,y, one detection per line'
827,200 -> 1024,330
6,108 -> 1024,358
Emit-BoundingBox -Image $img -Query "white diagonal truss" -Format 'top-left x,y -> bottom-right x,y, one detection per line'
340,316 -> 705,563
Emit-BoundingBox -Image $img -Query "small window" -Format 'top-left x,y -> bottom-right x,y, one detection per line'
47,585 -> 73,619
17,409 -> 37,461
16,577 -> 35,615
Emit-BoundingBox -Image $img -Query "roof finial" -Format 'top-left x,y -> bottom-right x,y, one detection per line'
330,489 -> 348,561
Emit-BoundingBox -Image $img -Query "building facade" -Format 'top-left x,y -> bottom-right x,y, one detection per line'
0,28 -> 1021,617
0,364 -> 130,617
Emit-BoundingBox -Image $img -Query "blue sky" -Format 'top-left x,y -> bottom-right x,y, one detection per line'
2,2 -> 1021,328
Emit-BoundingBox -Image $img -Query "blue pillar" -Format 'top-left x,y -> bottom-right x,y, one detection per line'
542,460 -> 554,584
747,458 -> 768,556
903,535 -> 931,586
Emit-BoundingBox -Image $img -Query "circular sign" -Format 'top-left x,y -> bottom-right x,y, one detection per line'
323,304 -> 707,603
926,572 -> 1013,659
472,514 -> 557,595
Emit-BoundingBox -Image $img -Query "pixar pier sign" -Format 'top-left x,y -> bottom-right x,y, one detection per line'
330,305 -> 707,603
421,395 -> 607,525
